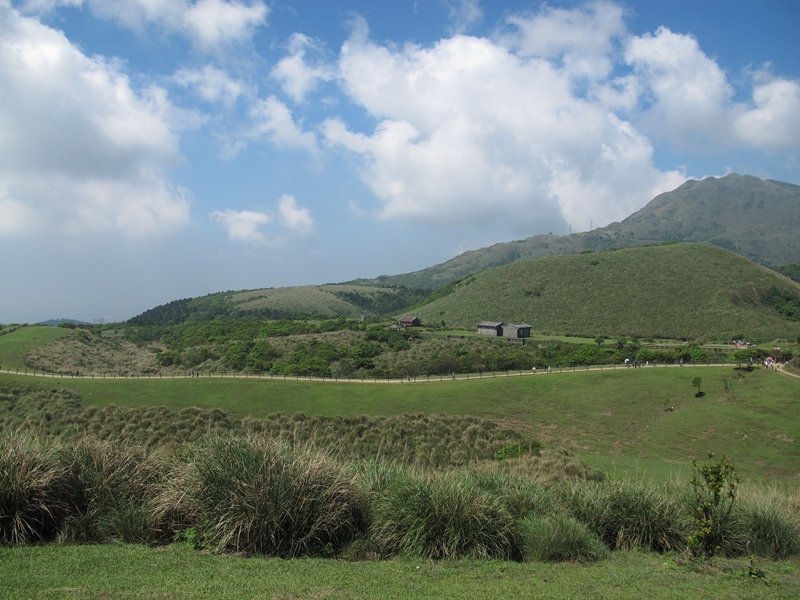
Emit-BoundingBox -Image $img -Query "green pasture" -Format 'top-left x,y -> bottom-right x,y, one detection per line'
1,545 -> 798,599
2,365 -> 798,485
0,326 -> 70,370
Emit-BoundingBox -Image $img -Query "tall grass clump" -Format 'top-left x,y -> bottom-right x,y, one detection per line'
150,435 -> 366,557
364,465 -> 522,560
518,514 -> 608,562
563,479 -> 688,552
59,437 -> 156,544
0,432 -> 72,545
737,491 -> 800,559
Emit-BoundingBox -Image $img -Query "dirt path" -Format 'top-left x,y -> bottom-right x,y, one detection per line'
0,362 -> 753,385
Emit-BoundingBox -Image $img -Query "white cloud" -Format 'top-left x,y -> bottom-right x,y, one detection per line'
0,4 -> 189,237
326,26 -> 684,232
735,76 -> 800,150
271,33 -> 334,103
505,1 -> 625,81
210,208 -> 271,243
29,0 -> 269,51
233,95 -> 317,155
173,64 -> 245,107
277,194 -> 313,235
211,195 -> 314,244
184,0 -> 268,50
445,0 -> 482,35
625,26 -> 733,148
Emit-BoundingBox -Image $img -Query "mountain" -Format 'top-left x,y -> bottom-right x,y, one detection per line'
353,174 -> 800,290
129,284 -> 428,325
411,243 -> 800,340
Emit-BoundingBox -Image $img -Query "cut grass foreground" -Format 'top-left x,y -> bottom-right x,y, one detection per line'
2,366 -> 798,485
1,545 -> 798,599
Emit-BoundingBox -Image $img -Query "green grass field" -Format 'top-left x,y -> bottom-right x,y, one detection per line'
0,326 -> 70,370
1,545 -> 797,599
2,365 -> 798,485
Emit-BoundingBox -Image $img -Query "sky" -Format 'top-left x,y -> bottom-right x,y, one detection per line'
1,0 -> 799,323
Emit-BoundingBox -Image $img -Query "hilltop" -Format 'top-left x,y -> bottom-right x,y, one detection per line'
354,174 -> 800,290
129,284 -> 427,325
412,243 -> 800,340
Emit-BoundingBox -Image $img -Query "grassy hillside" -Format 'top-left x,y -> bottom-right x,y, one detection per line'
412,243 -> 800,340
0,325 -> 70,370
129,284 -> 427,324
2,366 -> 798,485
356,174 -> 800,290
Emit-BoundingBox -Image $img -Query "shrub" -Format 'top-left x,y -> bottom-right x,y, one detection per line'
59,437 -> 156,544
0,433 -> 72,545
687,455 -> 739,558
738,493 -> 800,559
564,480 -> 688,552
518,514 -> 608,562
366,467 -> 522,560
150,435 -> 366,557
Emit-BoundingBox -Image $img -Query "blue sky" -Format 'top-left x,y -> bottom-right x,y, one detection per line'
2,0 -> 799,323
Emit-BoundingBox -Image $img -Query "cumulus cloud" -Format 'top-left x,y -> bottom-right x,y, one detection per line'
445,0 -> 483,35
22,0 -> 269,50
0,4 -> 189,237
734,76 -> 800,150
225,95 -> 317,157
271,33 -> 334,103
505,1 -> 625,81
277,194 -> 313,235
211,195 -> 314,244
173,64 -> 245,107
210,208 -> 271,243
325,20 -> 683,232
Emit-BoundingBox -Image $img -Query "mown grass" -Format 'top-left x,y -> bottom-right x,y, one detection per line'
1,538 -> 799,599
0,326 -> 70,371
3,365 -> 797,485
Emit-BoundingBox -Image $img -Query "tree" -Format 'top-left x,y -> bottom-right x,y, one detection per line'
691,376 -> 704,397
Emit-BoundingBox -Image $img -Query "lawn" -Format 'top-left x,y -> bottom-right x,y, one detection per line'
0,545 -> 797,599
2,365 -> 798,485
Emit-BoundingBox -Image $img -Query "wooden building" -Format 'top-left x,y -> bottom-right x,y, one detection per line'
398,315 -> 421,328
477,321 -> 504,337
502,323 -> 532,339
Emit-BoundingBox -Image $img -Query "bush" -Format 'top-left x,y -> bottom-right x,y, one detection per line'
150,435 -> 366,557
564,480 -> 688,552
0,433 -> 72,545
518,514 -> 608,562
739,493 -> 800,559
59,437 -> 156,544
365,466 -> 522,560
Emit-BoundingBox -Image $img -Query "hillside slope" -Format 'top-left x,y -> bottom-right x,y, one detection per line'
130,284 -> 427,324
412,243 -> 800,340
357,174 -> 800,290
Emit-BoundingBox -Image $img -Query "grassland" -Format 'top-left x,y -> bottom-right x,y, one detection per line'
413,243 -> 800,340
1,545 -> 798,599
2,365 -> 798,485
0,326 -> 70,370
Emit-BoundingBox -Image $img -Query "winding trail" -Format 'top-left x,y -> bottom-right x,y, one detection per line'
3,361 -> 794,385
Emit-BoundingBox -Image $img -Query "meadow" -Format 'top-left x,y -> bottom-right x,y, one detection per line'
1,364 -> 798,485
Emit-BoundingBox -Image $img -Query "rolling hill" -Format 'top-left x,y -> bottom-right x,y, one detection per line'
411,243 -> 800,340
129,284 -> 428,324
354,174 -> 800,290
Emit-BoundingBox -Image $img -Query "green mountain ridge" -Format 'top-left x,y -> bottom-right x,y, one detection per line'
353,174 -> 800,290
129,174 -> 800,327
411,243 -> 800,340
